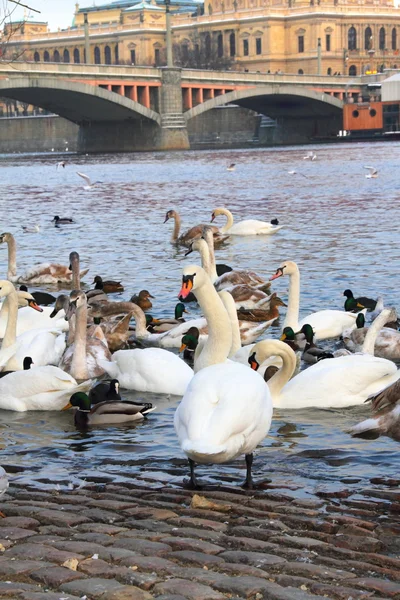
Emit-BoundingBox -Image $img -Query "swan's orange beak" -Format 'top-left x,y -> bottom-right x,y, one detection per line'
269,268 -> 284,281
249,359 -> 258,371
178,278 -> 193,300
28,299 -> 43,312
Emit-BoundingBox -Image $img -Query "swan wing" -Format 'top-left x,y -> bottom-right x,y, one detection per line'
299,309 -> 366,340
229,220 -> 283,236
77,172 -> 92,186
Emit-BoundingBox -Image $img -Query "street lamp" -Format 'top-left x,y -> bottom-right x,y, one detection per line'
83,12 -> 90,64
165,0 -> 173,67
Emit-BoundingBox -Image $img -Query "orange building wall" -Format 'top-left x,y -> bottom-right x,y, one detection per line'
343,102 -> 383,131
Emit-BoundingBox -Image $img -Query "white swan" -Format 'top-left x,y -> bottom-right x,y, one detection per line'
270,260 -> 366,340
0,282 -> 66,372
342,310 -> 400,361
0,366 -> 90,412
211,207 -> 283,236
99,347 -> 193,395
174,264 -> 273,488
59,290 -> 111,380
252,315 -> 400,409
0,232 -> 89,285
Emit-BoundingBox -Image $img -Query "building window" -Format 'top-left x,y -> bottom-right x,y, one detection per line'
256,37 -> 262,55
326,34 -> 331,51
392,28 -> 397,51
130,49 -> 136,64
53,49 -> 60,62
348,26 -> 356,51
379,27 -> 386,50
217,33 -> 223,57
154,48 -> 160,65
204,33 -> 211,59
73,48 -> 80,63
365,26 -> 372,50
195,43 -> 200,62
94,46 -> 101,64
34,51 -> 40,62
327,67 -> 332,75
229,32 -> 236,57
63,49 -> 70,63
105,45 -> 111,64
115,44 -> 119,64
298,69 -> 304,74
182,44 -> 189,63
243,38 -> 249,56
349,64 -> 357,75
298,35 -> 304,53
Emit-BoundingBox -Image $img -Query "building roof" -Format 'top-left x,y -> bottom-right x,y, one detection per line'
5,19 -> 48,24
123,1 -> 165,10
78,0 -> 199,12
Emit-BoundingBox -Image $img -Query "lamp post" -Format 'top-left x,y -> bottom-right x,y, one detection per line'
83,12 -> 90,64
165,0 -> 173,67
317,37 -> 321,75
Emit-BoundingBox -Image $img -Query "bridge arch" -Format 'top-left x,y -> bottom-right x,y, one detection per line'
0,76 -> 161,125
184,85 -> 343,122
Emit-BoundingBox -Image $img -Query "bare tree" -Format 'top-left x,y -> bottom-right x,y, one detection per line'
173,29 -> 234,70
0,0 -> 39,61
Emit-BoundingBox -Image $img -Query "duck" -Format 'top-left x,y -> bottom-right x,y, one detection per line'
0,281 -> 66,372
0,233 -> 88,285
89,379 -> 121,404
52,216 -> 74,225
164,209 -> 228,247
270,260 -> 366,341
343,289 -> 377,312
174,264 -> 273,488
130,290 -> 154,311
146,303 -> 188,333
179,327 -> 200,366
280,326 -> 306,351
299,324 -> 334,364
237,294 -> 287,323
341,309 -> 400,361
0,365 -> 90,411
19,285 -> 56,307
92,275 -> 124,294
250,310 -> 400,409
211,207 -> 283,236
66,391 -> 155,427
59,290 -> 112,380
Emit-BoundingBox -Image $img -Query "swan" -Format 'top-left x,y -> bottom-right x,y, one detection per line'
175,264 -> 273,488
251,313 -> 400,409
59,290 -> 111,380
0,297 -> 68,338
349,376 -> 400,441
0,366 -> 91,412
270,260 -> 366,340
211,207 -> 283,236
342,309 -> 400,361
164,210 -> 228,247
0,233 -> 89,285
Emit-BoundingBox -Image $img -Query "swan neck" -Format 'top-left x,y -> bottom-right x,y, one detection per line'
253,340 -> 296,397
283,268 -> 300,331
6,235 -> 17,280
71,303 -> 89,379
220,209 -> 234,234
362,310 -> 388,354
71,259 -> 80,290
172,213 -> 181,242
204,233 -> 218,283
219,291 -> 241,357
197,241 -> 213,280
67,313 -> 76,346
130,304 -> 148,338
194,277 -> 232,372
1,292 -> 17,350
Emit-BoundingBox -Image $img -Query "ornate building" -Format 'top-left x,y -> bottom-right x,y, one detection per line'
3,0 -> 400,75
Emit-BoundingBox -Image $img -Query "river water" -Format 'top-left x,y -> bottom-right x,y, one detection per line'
0,141 -> 399,497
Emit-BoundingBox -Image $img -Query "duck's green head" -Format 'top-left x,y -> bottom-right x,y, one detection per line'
344,297 -> 365,312
175,302 -> 188,319
180,332 -> 199,353
67,392 -> 91,412
280,327 -> 295,341
343,289 -> 354,299
300,323 -> 314,343
356,313 -> 365,328
93,316 -> 102,325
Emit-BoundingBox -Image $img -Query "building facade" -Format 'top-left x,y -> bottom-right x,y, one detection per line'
2,0 -> 400,76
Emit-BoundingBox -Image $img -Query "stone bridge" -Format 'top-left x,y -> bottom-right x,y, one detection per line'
0,62 -> 364,151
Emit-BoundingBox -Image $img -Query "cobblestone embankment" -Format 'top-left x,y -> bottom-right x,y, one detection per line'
0,480 -> 400,600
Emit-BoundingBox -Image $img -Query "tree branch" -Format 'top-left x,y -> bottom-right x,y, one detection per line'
7,0 -> 40,14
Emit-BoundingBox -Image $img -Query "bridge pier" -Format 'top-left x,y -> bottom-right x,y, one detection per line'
156,67 -> 190,151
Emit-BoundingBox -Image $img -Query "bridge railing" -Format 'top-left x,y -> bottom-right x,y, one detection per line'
0,61 -> 161,79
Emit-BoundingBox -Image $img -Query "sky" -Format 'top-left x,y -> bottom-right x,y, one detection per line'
4,0 -> 87,30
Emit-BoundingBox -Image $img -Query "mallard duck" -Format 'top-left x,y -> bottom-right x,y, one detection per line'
89,379 -> 121,404
299,324 -> 334,364
280,326 -> 306,351
130,290 -> 154,311
19,285 -> 56,307
67,391 -> 155,427
344,289 -> 377,312
93,275 -> 124,294
179,327 -> 200,366
164,209 -> 229,247
146,303 -> 189,333
237,294 -> 287,322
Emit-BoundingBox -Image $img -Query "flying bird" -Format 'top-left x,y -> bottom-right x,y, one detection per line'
226,163 -> 236,171
56,161 -> 66,169
303,151 -> 317,161
77,171 -> 96,190
288,170 -> 309,179
364,166 -> 378,179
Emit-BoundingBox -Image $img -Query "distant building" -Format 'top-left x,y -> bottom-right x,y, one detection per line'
2,0 -> 400,75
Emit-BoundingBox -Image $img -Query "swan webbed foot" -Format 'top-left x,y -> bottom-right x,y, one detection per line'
186,458 -> 202,489
242,453 -> 254,490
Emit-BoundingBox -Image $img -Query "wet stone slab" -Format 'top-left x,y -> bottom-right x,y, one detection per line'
0,482 -> 399,600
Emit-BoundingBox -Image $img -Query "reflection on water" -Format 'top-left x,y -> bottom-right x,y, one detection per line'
0,141 -> 399,496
